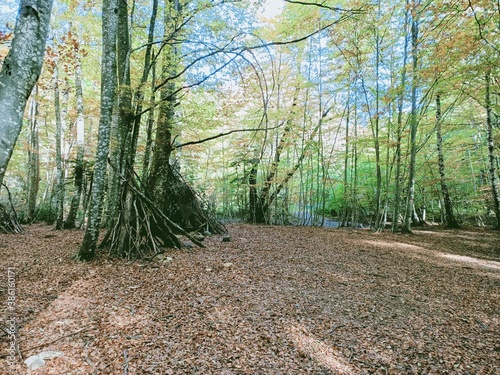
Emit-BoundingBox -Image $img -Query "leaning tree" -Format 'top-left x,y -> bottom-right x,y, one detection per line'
0,0 -> 54,233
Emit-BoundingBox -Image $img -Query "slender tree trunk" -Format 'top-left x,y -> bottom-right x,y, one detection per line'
392,0 -> 410,232
65,53 -> 85,229
248,161 -> 259,223
267,107 -> 330,210
0,0 -> 54,187
436,93 -> 460,228
351,96 -> 359,226
485,71 -> 500,228
142,52 -> 156,181
134,0 -> 159,174
254,87 -> 300,224
342,99 -> 350,227
373,0 -> 382,230
26,86 -> 40,223
78,0 -> 118,260
402,5 -> 419,234
54,65 -> 65,229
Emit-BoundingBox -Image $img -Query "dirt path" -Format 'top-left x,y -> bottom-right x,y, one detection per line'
1,224 -> 499,374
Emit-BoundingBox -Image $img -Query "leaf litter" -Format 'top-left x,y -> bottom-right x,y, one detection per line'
0,223 -> 499,374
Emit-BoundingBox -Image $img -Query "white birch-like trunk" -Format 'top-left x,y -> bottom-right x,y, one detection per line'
0,0 -> 54,186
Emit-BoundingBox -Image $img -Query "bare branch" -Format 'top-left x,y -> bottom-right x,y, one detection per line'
173,122 -> 284,150
284,0 -> 364,13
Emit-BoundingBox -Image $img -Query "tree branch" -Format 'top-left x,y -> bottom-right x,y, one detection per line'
172,123 -> 284,150
284,0 -> 364,13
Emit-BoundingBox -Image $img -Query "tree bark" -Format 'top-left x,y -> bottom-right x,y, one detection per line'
0,0 -> 54,187
26,86 -> 40,223
78,0 -> 118,260
147,0 -> 180,208
64,52 -> 85,229
105,0 -> 132,226
54,65 -> 65,229
393,0 -> 410,232
141,49 -> 157,181
402,4 -> 419,234
252,87 -> 300,224
435,93 -> 460,228
485,71 -> 500,228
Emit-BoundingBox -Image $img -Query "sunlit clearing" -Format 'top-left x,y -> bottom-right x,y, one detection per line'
288,324 -> 354,374
440,253 -> 500,271
361,240 -> 500,272
362,240 -> 425,252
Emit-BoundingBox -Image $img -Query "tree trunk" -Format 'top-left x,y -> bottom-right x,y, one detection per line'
141,51 -> 157,181
99,0 -> 224,259
54,65 -> 65,229
392,0 -> 410,233
105,0 -> 132,226
373,3 -> 383,231
0,0 -> 54,187
485,71 -> 500,228
147,0 -> 178,209
252,87 -> 300,224
402,5 -> 419,234
64,53 -> 85,229
342,98 -> 350,227
248,160 -> 259,222
78,0 -> 119,260
26,86 -> 40,223
435,93 -> 460,228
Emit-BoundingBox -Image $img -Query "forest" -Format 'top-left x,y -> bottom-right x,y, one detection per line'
0,0 -> 499,243
0,0 -> 499,374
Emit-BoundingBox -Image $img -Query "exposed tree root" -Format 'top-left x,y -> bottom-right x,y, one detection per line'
0,184 -> 23,234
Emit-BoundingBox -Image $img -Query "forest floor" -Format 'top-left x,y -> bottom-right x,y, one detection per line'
0,223 -> 499,374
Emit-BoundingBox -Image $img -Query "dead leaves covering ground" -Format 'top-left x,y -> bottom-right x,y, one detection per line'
0,224 -> 499,374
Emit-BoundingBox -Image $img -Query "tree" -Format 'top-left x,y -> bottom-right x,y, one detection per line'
435,93 -> 460,228
402,1 -> 420,234
485,71 -> 500,228
0,0 -> 54,187
64,40 -> 86,229
26,86 -> 40,223
77,0 -> 119,260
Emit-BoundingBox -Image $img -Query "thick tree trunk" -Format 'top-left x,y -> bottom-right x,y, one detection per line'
147,0 -> 180,209
78,0 -> 118,260
0,0 -> 54,187
435,94 -> 460,228
105,0 -> 132,226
